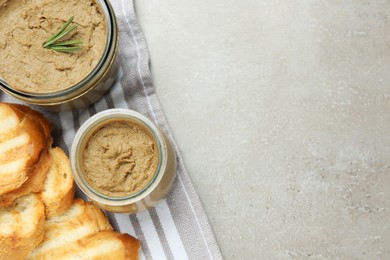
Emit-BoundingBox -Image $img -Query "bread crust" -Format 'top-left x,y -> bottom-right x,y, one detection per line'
7,103 -> 52,140
41,147 -> 75,217
117,233 -> 141,260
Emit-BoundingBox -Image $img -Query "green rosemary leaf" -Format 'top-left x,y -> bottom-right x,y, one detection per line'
50,40 -> 83,47
43,24 -> 78,48
43,16 -> 83,53
43,16 -> 74,47
47,45 -> 83,52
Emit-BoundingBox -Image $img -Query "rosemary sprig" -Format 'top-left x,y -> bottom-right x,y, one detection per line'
43,16 -> 82,53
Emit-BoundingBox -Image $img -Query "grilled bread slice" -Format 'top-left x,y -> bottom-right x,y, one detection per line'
0,194 -> 45,260
6,103 -> 52,138
0,103 -> 52,195
41,147 -> 75,217
117,232 -> 141,260
27,231 -> 140,260
0,149 -> 52,207
27,199 -> 113,259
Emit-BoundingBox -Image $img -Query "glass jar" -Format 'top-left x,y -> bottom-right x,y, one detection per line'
70,109 -> 177,214
0,0 -> 118,112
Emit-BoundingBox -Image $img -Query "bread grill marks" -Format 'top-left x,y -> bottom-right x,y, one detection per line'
28,199 -> 113,259
0,194 -> 45,260
0,149 -> 52,207
30,231 -> 140,260
0,146 -> 75,215
27,199 -> 140,260
0,103 -> 52,195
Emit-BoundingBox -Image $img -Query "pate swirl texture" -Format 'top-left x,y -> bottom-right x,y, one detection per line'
82,121 -> 159,197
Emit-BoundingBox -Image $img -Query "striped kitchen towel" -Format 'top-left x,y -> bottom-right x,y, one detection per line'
0,0 -> 222,259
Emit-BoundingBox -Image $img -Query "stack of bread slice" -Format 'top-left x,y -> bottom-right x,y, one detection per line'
0,103 -> 140,260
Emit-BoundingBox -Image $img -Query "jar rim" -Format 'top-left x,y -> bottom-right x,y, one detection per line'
70,109 -> 168,206
0,0 -> 115,99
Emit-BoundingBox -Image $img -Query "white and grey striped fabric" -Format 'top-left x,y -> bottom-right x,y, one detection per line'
0,0 -> 222,259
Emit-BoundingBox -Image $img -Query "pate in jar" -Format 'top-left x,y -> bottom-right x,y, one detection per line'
0,0 -> 118,111
70,109 -> 177,214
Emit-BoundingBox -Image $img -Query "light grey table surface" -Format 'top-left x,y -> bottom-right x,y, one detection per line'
134,0 -> 390,259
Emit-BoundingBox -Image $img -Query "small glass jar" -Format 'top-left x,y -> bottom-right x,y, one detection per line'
70,109 -> 177,214
0,0 -> 118,112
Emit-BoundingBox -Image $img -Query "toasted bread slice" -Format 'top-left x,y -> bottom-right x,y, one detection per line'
27,199 -> 113,259
117,232 -> 141,260
6,103 -> 52,139
0,194 -> 45,260
27,231 -> 140,260
0,103 -> 52,195
0,149 -> 52,207
41,147 -> 75,217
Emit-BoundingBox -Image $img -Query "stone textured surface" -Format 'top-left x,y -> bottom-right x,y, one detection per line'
134,0 -> 390,259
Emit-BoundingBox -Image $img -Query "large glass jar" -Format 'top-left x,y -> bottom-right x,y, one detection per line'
0,0 -> 119,112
